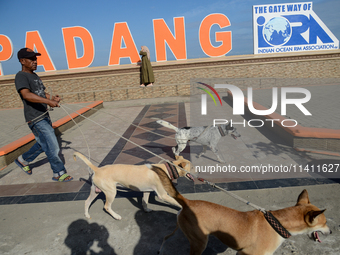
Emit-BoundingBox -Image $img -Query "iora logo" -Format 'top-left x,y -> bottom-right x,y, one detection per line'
200,84 -> 312,128
253,2 -> 339,54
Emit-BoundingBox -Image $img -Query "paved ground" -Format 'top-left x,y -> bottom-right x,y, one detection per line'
0,84 -> 339,254
1,184 -> 339,255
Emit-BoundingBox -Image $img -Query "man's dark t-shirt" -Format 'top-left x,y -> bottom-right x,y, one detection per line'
15,71 -> 49,123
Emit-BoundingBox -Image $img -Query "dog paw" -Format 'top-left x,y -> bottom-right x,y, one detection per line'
85,214 -> 91,219
144,208 -> 153,213
114,214 -> 122,220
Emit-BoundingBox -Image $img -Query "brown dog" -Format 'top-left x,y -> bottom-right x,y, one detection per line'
73,152 -> 193,220
150,166 -> 331,255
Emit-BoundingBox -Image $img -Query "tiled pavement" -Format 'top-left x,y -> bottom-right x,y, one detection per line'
0,101 -> 191,204
0,90 -> 340,255
0,92 -> 339,205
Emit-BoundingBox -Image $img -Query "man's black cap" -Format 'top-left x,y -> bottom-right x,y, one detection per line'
17,48 -> 41,60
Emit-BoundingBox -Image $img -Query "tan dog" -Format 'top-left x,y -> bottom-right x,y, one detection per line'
150,166 -> 332,255
73,152 -> 193,220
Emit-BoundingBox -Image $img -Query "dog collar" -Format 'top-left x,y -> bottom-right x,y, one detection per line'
217,125 -> 226,137
165,162 -> 179,180
264,211 -> 291,239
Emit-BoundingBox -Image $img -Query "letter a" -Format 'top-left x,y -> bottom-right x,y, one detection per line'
26,31 -> 56,71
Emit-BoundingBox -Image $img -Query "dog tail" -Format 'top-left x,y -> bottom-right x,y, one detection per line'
73,152 -> 98,174
147,164 -> 187,207
156,120 -> 178,132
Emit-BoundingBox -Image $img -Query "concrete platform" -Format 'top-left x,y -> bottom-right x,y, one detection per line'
0,87 -> 339,254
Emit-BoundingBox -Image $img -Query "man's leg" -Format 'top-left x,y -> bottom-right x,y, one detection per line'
21,142 -> 44,163
30,117 -> 73,181
15,132 -> 44,175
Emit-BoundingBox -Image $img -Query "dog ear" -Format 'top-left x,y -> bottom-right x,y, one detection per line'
296,189 -> 310,205
179,162 -> 187,168
175,155 -> 179,160
305,209 -> 326,225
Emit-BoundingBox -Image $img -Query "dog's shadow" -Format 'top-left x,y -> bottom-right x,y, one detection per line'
79,180 -> 230,254
131,199 -> 229,255
64,219 -> 116,255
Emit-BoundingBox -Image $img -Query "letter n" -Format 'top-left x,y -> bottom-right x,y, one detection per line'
153,17 -> 187,61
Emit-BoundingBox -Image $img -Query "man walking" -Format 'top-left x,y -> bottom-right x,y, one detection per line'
14,48 -> 73,182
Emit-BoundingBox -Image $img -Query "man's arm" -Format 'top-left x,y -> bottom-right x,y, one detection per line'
45,93 -> 61,103
20,88 -> 60,108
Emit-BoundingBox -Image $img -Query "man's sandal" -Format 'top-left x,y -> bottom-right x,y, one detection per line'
52,173 -> 73,182
15,159 -> 32,175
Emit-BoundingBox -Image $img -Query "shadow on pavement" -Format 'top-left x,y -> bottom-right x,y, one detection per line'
132,196 -> 229,255
64,219 -> 116,255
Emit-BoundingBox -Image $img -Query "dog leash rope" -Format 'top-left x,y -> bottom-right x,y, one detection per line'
59,104 -> 91,169
61,103 -> 268,213
14,87 -> 54,130
64,103 -> 177,141
60,104 -> 185,173
197,177 -> 267,212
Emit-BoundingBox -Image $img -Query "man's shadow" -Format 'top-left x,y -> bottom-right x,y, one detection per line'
64,219 -> 116,255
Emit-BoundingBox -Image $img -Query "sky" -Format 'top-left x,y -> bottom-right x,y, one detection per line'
0,0 -> 339,76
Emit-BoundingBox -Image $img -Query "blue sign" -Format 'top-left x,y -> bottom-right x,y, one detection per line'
253,2 -> 339,54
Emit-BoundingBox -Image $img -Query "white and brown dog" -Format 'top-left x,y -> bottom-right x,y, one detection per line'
73,152 -> 193,220
150,165 -> 332,255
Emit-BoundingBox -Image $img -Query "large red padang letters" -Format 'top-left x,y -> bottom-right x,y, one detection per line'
62,26 -> 95,69
26,31 -> 56,71
108,22 -> 140,65
1,14 -> 233,75
153,17 -> 187,62
0,35 -> 13,76
199,13 -> 232,57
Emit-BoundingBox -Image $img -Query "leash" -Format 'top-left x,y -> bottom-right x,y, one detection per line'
59,104 -> 91,168
60,104 -> 187,174
64,103 -> 177,141
196,177 -> 266,212
14,108 -> 51,130
59,101 -> 288,223
197,177 -> 290,238
63,103 -> 291,237
61,104 -> 271,212
14,87 -> 55,130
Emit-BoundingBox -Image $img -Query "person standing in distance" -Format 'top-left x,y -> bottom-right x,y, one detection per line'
139,46 -> 155,87
14,48 -> 73,182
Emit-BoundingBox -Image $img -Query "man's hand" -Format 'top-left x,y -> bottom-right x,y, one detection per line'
47,99 -> 60,108
20,89 -> 60,108
53,95 -> 61,103
46,93 -> 61,104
